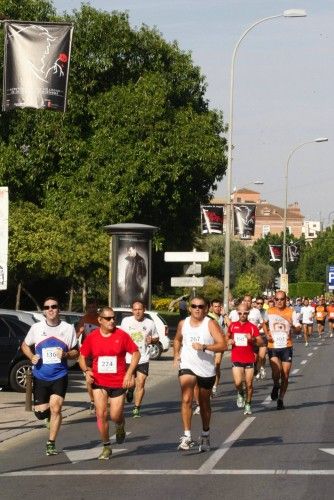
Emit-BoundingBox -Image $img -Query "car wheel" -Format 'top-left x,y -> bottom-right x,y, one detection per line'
9,360 -> 32,392
149,342 -> 163,360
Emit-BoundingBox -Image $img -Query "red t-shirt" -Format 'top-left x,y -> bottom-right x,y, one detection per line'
80,327 -> 138,387
228,321 -> 260,363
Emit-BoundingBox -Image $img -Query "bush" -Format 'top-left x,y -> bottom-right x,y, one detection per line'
289,282 -> 325,298
152,297 -> 175,311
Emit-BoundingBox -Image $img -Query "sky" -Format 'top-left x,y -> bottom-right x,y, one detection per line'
53,0 -> 334,224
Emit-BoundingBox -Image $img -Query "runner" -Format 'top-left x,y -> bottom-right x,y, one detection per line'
79,306 -> 140,460
263,291 -> 301,410
300,298 -> 314,346
254,296 -> 269,380
121,300 -> 159,418
76,298 -> 100,413
174,296 -> 227,452
315,298 -> 327,339
327,298 -> 334,337
207,298 -> 225,397
227,304 -> 262,415
21,297 -> 79,456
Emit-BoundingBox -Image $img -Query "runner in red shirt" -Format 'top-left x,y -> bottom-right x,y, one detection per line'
79,306 -> 140,460
227,304 -> 262,415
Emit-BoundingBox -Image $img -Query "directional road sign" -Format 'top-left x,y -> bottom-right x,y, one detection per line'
171,277 -> 205,287
184,263 -> 202,275
164,251 -> 209,262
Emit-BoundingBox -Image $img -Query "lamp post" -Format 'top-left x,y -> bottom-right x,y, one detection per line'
223,9 -> 307,311
281,137 -> 328,291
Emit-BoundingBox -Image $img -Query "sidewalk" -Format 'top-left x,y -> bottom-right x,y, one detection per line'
0,350 -> 175,445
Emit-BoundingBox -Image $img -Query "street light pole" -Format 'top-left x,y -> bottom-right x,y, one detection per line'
281,137 -> 328,291
223,9 -> 307,312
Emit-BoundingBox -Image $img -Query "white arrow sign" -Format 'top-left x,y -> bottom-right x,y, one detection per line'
64,432 -> 130,463
164,251 -> 209,262
171,277 -> 205,287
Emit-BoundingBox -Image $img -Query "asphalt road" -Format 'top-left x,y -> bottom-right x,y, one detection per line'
1,334 -> 334,500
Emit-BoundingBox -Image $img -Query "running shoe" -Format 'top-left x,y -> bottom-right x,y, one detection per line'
115,422 -> 126,444
126,388 -> 134,404
132,407 -> 141,418
44,417 -> 50,430
305,342 -> 309,347
45,441 -> 58,456
193,405 -> 200,415
255,372 -> 261,380
243,403 -> 252,415
260,367 -> 266,380
89,401 -> 95,414
236,392 -> 245,408
270,385 -> 280,401
211,385 -> 217,397
330,333 -> 333,338
178,435 -> 195,451
98,446 -> 112,460
198,435 -> 211,452
277,399 -> 285,410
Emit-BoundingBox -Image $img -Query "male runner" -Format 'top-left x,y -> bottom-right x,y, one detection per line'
21,297 -> 79,456
174,296 -> 227,452
254,296 -> 269,380
315,297 -> 327,339
121,300 -> 159,418
227,304 -> 262,415
79,306 -> 140,460
207,298 -> 226,396
300,298 -> 314,346
327,298 -> 334,337
263,291 -> 301,410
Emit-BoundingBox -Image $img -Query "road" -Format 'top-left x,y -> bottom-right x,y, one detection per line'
1,335 -> 334,499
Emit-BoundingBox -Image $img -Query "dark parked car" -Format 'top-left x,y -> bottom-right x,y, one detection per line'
0,313 -> 32,392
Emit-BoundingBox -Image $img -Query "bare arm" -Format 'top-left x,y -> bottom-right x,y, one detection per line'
21,341 -> 40,365
79,354 -> 94,384
173,320 -> 184,367
192,319 -> 227,353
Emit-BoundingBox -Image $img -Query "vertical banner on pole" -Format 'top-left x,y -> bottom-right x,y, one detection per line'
3,22 -> 73,112
233,204 -> 256,238
200,205 -> 224,234
0,187 -> 9,290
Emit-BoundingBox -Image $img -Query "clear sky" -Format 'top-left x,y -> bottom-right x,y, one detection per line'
53,0 -> 333,224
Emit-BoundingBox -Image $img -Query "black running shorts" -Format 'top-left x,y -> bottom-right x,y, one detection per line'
178,368 -> 215,390
268,347 -> 293,363
92,384 -> 126,398
33,375 -> 68,405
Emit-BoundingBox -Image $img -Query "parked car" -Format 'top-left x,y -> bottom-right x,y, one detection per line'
113,308 -> 170,360
0,312 -> 32,392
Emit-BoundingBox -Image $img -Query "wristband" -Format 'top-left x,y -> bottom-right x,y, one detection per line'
202,344 -> 207,352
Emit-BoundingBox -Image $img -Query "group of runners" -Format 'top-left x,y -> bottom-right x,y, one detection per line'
21,290 -> 329,458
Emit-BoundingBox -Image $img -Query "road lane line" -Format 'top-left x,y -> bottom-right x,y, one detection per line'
198,417 -> 255,473
307,353 -> 313,357
300,360 -> 307,365
3,469 -> 334,476
291,369 -> 299,376
261,395 -> 271,405
313,347 -> 318,350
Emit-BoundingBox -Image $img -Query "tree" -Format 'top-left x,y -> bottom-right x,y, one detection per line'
233,272 -> 261,299
297,228 -> 334,283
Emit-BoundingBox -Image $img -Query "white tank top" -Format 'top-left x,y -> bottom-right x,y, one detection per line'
180,316 -> 215,377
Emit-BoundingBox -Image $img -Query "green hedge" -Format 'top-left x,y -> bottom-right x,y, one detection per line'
289,282 -> 324,298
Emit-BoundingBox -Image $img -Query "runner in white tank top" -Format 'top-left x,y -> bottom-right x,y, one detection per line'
173,296 -> 227,453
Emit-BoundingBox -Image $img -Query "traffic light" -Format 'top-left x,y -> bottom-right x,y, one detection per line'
274,276 -> 281,289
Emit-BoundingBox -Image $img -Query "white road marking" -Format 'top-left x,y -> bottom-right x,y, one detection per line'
313,347 -> 318,350
319,448 -> 334,456
300,360 -> 308,365
261,396 -> 271,405
307,353 -> 313,357
291,369 -> 299,376
63,432 -> 130,463
198,417 -> 255,473
3,469 -> 334,476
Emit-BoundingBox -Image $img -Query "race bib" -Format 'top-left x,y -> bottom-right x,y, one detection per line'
316,312 -> 323,318
234,333 -> 248,347
330,312 -> 334,318
98,356 -> 117,373
272,332 -> 288,349
42,347 -> 61,364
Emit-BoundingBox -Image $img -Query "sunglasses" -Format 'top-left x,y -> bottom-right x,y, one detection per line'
275,298 -> 285,301
43,304 -> 59,310
256,302 -> 263,305
238,312 -> 249,315
191,304 -> 205,309
100,316 -> 116,321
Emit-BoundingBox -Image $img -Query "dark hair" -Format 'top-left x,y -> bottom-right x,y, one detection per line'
256,296 -> 264,302
190,295 -> 208,306
98,306 -> 114,317
43,296 -> 59,306
210,298 -> 222,306
131,299 -> 146,308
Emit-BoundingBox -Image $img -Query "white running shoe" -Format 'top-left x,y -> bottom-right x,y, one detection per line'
193,405 -> 200,415
198,435 -> 210,452
211,385 -> 217,397
305,342 -> 309,347
255,372 -> 260,380
237,392 -> 245,408
178,435 -> 195,451
330,333 -> 333,338
260,367 -> 266,380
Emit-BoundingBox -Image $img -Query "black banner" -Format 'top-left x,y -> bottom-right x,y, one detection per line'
269,245 -> 282,262
201,205 -> 224,234
233,204 -> 256,238
3,22 -> 73,112
287,243 -> 299,262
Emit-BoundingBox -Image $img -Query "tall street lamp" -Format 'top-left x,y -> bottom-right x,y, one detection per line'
223,9 -> 307,311
281,137 -> 328,292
